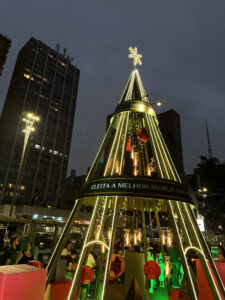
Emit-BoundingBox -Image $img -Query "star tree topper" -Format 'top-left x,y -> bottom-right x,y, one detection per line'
128,47 -> 142,67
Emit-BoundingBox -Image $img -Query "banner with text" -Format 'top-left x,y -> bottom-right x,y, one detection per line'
80,177 -> 193,204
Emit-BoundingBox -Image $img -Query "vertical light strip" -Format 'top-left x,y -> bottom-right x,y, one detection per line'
183,203 -> 203,251
104,114 -> 123,176
126,70 -> 135,101
151,117 -> 195,251
183,202 -> 222,299
136,69 -> 147,100
148,114 -> 169,178
148,115 -> 170,179
67,196 -> 101,300
111,113 -> 126,174
98,196 -> 109,240
119,70 -> 135,103
142,118 -> 150,166
152,112 -> 221,298
119,112 -> 129,174
167,200 -> 198,300
176,202 -> 192,246
157,128 -> 181,182
149,116 -> 198,299
144,114 -> 163,177
100,197 -> 119,300
86,115 -> 117,181
151,118 -> 177,181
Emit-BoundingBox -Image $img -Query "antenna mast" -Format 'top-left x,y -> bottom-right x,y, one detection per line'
205,118 -> 213,159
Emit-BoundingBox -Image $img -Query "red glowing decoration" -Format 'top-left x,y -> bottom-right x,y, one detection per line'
27,260 -> 44,269
137,128 -> 148,142
80,266 -> 95,285
126,137 -> 134,151
144,260 -> 161,280
109,254 -> 126,281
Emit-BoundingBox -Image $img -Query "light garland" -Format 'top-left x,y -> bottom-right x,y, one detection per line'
161,231 -> 166,245
133,166 -> 138,176
164,256 -> 172,277
133,230 -> 138,246
167,231 -> 172,248
137,229 -> 142,242
124,229 -> 131,247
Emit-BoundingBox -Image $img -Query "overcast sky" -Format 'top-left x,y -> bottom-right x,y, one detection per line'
1,0 -> 225,176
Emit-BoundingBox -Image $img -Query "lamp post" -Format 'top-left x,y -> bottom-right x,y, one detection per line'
9,113 -> 39,218
150,100 -> 162,107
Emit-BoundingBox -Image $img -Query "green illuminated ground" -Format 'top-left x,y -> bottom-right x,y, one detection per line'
150,287 -> 169,300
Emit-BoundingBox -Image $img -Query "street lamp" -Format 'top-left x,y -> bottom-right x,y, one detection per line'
9,113 -> 39,217
150,100 -> 162,107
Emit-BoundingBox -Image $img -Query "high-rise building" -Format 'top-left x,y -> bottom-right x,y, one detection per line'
0,33 -> 11,76
0,37 -> 80,207
157,109 -> 184,175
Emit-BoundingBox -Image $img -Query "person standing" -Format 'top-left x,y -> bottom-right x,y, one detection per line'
17,242 -> 36,264
86,251 -> 96,269
2,237 -> 20,265
61,240 -> 72,256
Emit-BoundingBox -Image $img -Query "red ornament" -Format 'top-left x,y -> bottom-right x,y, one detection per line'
80,266 -> 95,285
126,138 -> 134,151
169,289 -> 185,300
144,260 -> 161,280
27,260 -> 44,269
109,254 -> 126,281
137,128 -> 148,142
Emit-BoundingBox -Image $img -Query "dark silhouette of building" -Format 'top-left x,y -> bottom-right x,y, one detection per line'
157,109 -> 184,175
62,169 -> 86,209
0,33 -> 11,76
0,37 -> 80,207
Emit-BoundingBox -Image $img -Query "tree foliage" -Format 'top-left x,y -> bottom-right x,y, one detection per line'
197,156 -> 225,234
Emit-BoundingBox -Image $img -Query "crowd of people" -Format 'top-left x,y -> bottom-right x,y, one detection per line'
0,237 -> 36,265
60,240 -> 96,271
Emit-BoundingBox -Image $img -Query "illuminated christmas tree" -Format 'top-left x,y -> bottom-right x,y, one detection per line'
46,48 -> 225,300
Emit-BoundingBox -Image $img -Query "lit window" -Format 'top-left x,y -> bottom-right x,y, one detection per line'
24,73 -> 34,81
34,73 -> 42,79
35,144 -> 41,149
24,73 -> 30,79
40,94 -> 49,101
50,106 -> 58,112
53,150 -> 58,155
59,61 -> 66,67
49,149 -> 53,153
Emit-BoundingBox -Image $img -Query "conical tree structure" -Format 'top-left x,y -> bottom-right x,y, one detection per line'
46,50 -> 225,300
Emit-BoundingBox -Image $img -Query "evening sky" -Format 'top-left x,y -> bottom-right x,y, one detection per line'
0,0 -> 225,175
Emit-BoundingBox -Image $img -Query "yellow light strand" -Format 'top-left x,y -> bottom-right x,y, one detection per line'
144,115 -> 163,177
104,114 -> 123,176
148,115 -> 170,179
111,113 -> 126,175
